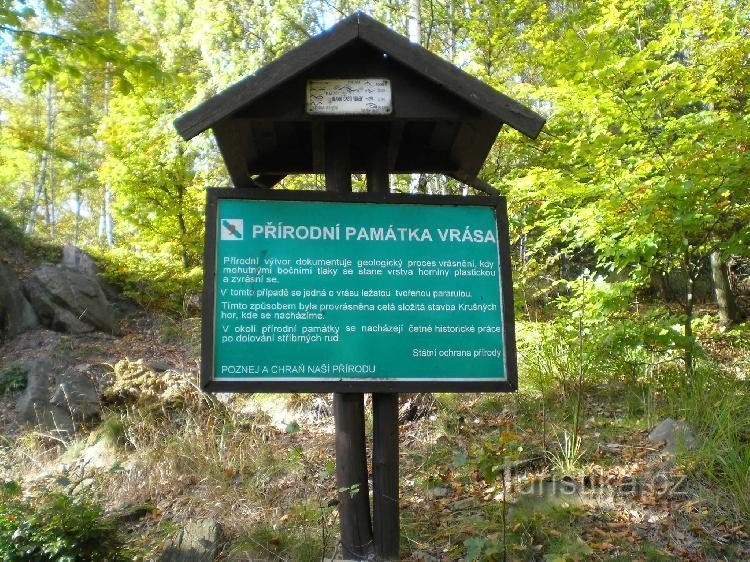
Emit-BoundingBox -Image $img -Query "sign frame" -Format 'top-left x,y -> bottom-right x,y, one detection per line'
201,188 -> 518,394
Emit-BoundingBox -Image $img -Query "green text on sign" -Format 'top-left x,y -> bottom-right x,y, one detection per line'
213,199 -> 507,382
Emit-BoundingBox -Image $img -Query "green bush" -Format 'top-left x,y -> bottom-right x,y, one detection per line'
0,366 -> 27,394
0,211 -> 60,266
0,482 -> 129,561
92,247 -> 203,314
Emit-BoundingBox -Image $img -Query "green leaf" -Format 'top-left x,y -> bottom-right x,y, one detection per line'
465,537 -> 487,562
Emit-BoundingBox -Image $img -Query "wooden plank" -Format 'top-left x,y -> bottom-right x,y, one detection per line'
386,121 -> 404,171
373,393 -> 400,561
311,122 -> 325,173
394,143 -> 458,173
449,117 -> 502,180
334,394 -> 374,559
326,133 -> 373,558
198,43 -> 481,123
212,120 -> 255,189
448,172 -> 501,196
251,121 -> 278,156
324,124 -> 352,192
252,174 -> 286,189
246,159 -> 312,175
430,121 -> 459,153
366,144 -> 389,194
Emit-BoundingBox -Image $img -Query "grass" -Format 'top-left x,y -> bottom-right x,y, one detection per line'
505,502 -> 590,560
548,430 -> 584,475
0,365 -> 27,394
227,502 -> 333,561
669,361 -> 750,519
1,303 -> 748,560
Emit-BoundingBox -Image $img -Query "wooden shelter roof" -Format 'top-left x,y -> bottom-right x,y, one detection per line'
174,12 -> 545,191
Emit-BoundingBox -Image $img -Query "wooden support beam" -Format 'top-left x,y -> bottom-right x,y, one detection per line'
366,154 -> 400,561
386,121 -> 404,172
312,121 -> 326,173
449,117 -> 502,181
252,174 -> 286,189
325,124 -> 352,192
366,141 -> 389,194
327,123 -> 372,559
372,393 -> 399,560
334,394 -> 373,559
212,119 -> 256,189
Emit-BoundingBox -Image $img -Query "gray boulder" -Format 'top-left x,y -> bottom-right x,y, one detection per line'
649,418 -> 697,453
62,245 -> 100,278
16,358 -> 74,434
24,263 -> 118,334
160,519 -> 222,562
0,262 -> 38,340
50,364 -> 100,421
61,245 -> 121,303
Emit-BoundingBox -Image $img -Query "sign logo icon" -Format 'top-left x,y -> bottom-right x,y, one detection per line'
221,219 -> 243,240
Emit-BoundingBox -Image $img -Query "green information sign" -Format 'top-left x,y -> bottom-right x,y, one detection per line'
202,190 -> 517,393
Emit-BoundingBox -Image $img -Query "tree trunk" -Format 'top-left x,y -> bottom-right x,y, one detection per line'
408,0 -> 421,43
683,248 -> 695,377
651,271 -> 674,302
46,143 -> 56,238
74,190 -> 82,246
99,0 -> 117,246
710,251 -> 745,328
177,184 -> 190,269
26,83 -> 55,235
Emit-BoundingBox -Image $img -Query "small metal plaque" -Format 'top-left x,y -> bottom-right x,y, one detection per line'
306,78 -> 392,115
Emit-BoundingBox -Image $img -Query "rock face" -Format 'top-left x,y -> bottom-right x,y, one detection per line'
24,263 -> 118,334
648,418 -> 697,453
61,245 -> 121,303
0,262 -> 38,340
61,245 -> 100,278
50,364 -> 100,421
160,519 -> 223,562
15,358 -> 74,434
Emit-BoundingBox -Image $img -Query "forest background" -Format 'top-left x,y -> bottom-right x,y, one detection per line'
2,0 -> 749,334
1,0 -> 749,559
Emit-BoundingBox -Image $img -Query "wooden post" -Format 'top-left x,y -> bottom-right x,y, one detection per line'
327,124 -> 374,559
367,148 -> 400,560
334,394 -> 374,558
372,393 -> 399,559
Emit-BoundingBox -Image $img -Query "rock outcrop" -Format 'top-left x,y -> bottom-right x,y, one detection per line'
160,519 -> 223,562
15,358 -> 74,434
15,360 -> 101,433
61,245 -> 122,304
0,262 -> 38,340
648,418 -> 698,453
61,245 -> 100,278
50,364 -> 100,421
24,263 -> 118,334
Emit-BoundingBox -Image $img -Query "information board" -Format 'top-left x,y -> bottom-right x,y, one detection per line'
202,190 -> 517,393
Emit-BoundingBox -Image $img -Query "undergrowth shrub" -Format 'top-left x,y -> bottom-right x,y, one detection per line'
520,274 -> 696,396
667,361 -> 750,519
0,365 -> 27,394
0,210 -> 61,266
91,247 -> 202,314
0,482 -> 129,561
